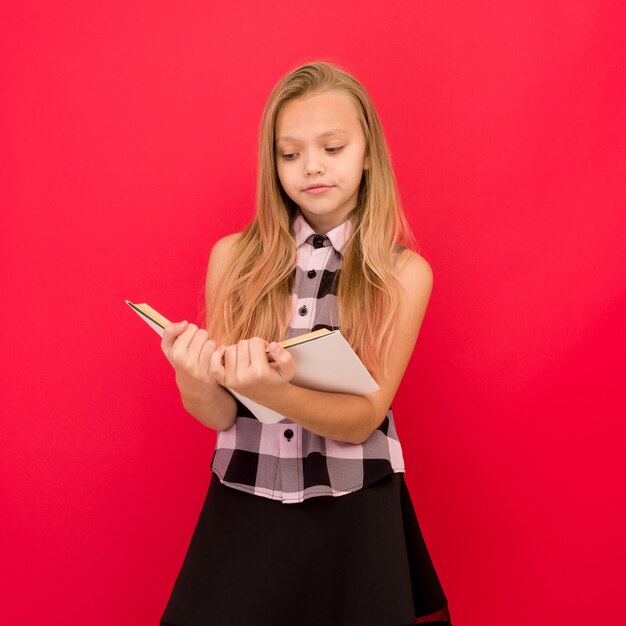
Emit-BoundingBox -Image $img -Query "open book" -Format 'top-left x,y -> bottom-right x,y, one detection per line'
126,300 -> 379,424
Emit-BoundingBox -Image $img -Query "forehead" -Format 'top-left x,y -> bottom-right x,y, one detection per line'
275,91 -> 361,143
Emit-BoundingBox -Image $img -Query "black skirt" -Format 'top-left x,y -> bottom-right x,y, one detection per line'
160,471 -> 452,626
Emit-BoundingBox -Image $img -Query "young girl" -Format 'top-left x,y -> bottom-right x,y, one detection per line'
158,61 -> 452,626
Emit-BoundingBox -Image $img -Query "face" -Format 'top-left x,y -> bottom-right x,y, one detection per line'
275,90 -> 371,233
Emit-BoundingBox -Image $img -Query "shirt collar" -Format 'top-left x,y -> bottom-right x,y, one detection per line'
291,210 -> 353,255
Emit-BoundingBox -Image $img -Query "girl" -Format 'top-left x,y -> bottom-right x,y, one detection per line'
159,61 -> 452,626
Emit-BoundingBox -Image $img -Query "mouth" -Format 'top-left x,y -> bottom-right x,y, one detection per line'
303,184 -> 334,194
303,184 -> 333,191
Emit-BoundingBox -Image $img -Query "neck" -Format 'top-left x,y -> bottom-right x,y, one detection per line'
297,207 -> 353,234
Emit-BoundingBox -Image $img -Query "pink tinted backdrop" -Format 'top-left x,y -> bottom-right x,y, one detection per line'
2,1 -> 625,624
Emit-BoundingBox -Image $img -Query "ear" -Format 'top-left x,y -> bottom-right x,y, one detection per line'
363,154 -> 371,170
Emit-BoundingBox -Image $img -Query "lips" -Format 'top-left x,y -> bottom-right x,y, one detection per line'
304,185 -> 333,195
304,184 -> 332,190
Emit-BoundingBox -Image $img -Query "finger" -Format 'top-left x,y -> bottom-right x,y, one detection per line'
224,344 -> 237,383
249,337 -> 271,371
237,339 -> 251,372
267,341 -> 281,369
161,321 -> 188,352
268,342 -> 295,377
191,329 -> 214,365
269,341 -> 286,361
198,335 -> 218,370
209,344 -> 226,385
167,322 -> 200,354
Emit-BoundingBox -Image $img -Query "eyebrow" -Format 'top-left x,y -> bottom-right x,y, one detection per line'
276,129 -> 349,143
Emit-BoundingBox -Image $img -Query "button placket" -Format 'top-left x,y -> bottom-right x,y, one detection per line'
301,245 -> 326,326
279,425 -> 299,459
308,242 -> 328,271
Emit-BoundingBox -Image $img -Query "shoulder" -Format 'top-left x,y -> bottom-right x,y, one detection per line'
209,232 -> 243,268
394,249 -> 433,296
205,232 -> 243,298
358,249 -> 433,442
212,231 -> 243,256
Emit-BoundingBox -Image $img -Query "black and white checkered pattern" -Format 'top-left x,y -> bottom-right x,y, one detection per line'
210,210 -> 406,504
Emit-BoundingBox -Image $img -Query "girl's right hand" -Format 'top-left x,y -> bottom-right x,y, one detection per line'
161,320 -> 226,397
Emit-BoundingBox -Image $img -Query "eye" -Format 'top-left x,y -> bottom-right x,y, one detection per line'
280,146 -> 345,161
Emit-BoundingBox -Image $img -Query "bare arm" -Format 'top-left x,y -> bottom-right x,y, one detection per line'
161,232 -> 242,432
178,381 -> 237,432
230,250 -> 434,444
282,251 -> 432,443
252,383 -> 376,444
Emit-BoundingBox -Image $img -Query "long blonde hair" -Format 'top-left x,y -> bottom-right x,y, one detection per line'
202,60 -> 420,382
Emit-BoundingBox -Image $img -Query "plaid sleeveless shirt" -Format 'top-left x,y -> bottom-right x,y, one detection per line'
210,210 -> 406,504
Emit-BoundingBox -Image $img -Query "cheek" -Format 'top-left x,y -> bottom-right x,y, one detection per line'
275,165 -> 288,187
276,161 -> 287,178
341,163 -> 363,185
276,168 -> 297,194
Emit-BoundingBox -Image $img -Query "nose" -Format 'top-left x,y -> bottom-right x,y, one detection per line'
303,151 -> 325,176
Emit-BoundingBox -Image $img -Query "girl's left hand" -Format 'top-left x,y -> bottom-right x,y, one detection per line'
213,337 -> 296,403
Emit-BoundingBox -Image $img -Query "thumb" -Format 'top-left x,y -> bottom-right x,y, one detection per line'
268,342 -> 296,380
161,320 -> 188,350
268,342 -> 287,365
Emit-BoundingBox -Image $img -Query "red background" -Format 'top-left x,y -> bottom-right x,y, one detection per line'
2,1 -> 625,624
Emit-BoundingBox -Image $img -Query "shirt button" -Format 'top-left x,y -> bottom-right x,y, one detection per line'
298,305 -> 308,316
284,429 -> 294,441
307,269 -> 317,278
313,235 -> 325,248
